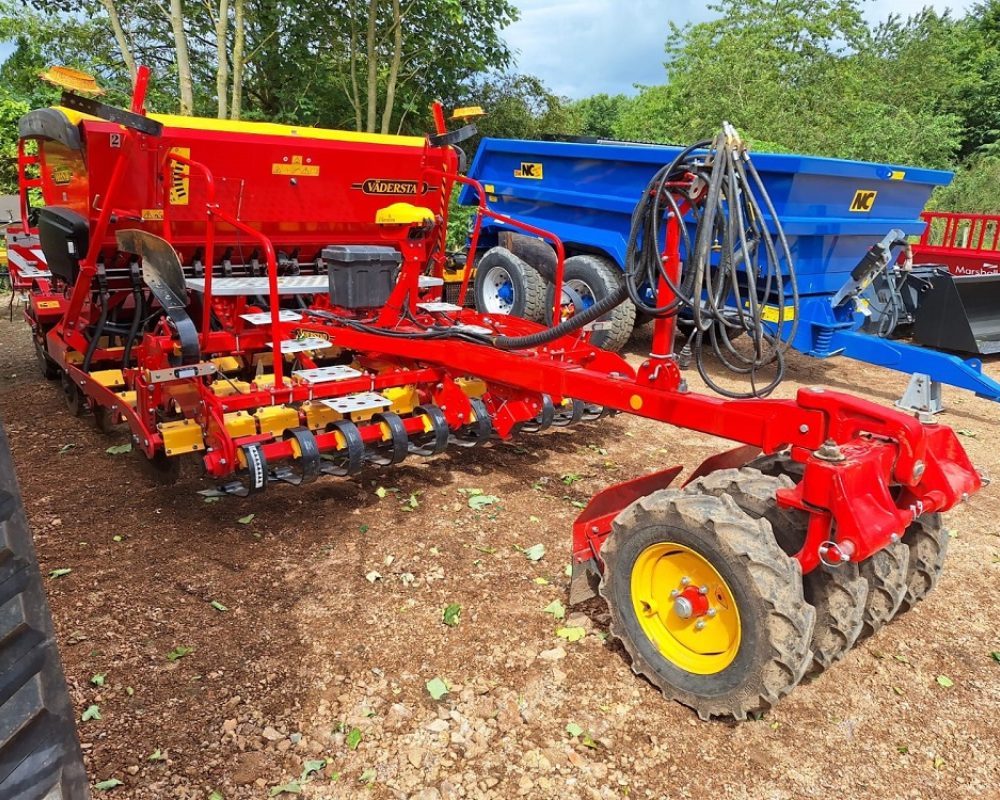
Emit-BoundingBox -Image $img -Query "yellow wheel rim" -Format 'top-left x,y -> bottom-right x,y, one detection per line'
630,542 -> 741,675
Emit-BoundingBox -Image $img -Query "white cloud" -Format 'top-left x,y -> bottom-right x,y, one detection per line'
503,0 -> 973,98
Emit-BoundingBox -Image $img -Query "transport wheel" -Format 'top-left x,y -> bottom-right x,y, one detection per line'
59,372 -> 86,417
473,247 -> 547,321
33,335 -> 59,380
546,255 -> 635,352
898,512 -> 948,613
857,541 -> 910,640
689,468 -> 868,676
599,488 -> 814,720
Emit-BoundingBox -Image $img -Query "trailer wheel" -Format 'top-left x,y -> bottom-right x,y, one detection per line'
546,255 -> 635,352
688,468 -> 868,675
600,488 -> 814,720
898,512 -> 948,613
857,541 -> 910,640
473,247 -> 546,322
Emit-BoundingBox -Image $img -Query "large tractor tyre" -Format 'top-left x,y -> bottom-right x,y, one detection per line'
857,541 -> 910,640
0,420 -> 90,800
599,488 -> 814,720
546,255 -> 636,352
898,512 -> 948,613
33,334 -> 60,381
473,247 -> 547,322
689,468 -> 868,676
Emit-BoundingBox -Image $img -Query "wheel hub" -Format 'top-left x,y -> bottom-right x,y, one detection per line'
630,542 -> 741,675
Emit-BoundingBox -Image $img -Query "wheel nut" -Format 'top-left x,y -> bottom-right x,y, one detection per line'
695,620 -> 706,631
707,608 -> 717,618
698,585 -> 708,595
680,576 -> 691,586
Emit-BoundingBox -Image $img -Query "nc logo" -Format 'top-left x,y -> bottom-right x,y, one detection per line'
850,189 -> 877,212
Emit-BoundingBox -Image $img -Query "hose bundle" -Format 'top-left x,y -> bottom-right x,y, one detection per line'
493,124 -> 799,399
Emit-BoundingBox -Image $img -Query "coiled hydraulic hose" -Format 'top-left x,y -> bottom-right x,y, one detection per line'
493,125 -> 799,399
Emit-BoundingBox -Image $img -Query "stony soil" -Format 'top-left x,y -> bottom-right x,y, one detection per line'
0,298 -> 997,800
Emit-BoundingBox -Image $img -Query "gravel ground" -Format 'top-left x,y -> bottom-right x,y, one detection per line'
0,299 -> 997,800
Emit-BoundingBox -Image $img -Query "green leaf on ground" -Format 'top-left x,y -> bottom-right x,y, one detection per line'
90,672 -> 106,687
301,759 -> 326,781
936,675 -> 954,688
523,543 -> 545,562
208,792 -> 224,800
426,677 -> 449,700
442,603 -> 461,627
346,727 -> 362,750
365,571 -> 382,583
374,486 -> 388,499
105,443 -> 132,455
468,494 -> 500,510
166,645 -> 193,662
237,514 -> 255,525
359,524 -> 369,534
556,626 -> 587,643
59,443 -> 76,454
358,769 -> 376,784
957,429 -> 977,438
560,472 -> 582,485
566,722 -> 583,737
82,704 -> 102,722
94,779 -> 124,791
897,745 -> 909,754
148,749 -> 166,762
544,600 -> 566,620
533,577 -> 549,585
933,755 -> 946,770
210,600 -> 228,612
48,568 -> 72,579
991,651 -> 1000,663
269,782 -> 302,797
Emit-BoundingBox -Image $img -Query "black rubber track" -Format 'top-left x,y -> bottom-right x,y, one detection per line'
0,418 -> 90,800
689,468 -> 869,676
599,488 -> 814,720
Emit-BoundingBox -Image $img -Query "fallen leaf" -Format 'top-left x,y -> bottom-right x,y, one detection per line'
556,626 -> 587,643
198,489 -> 227,498
442,603 -> 461,627
936,675 -> 954,688
469,494 -> 500,511
48,568 -> 72,579
358,768 -> 376,784
346,727 -> 362,750
210,600 -> 228,612
166,645 -> 193,662
105,443 -> 132,455
94,779 -> 124,791
58,443 -> 76,454
897,745 -> 909,754
300,759 -> 326,781
933,755 -> 946,770
533,577 -> 550,585
365,571 -> 382,583
237,514 -> 255,525
82,704 -> 102,722
523,543 -> 545,562
269,782 -> 302,797
991,651 -> 1000,663
561,473 -> 582,485
544,600 -> 566,620
90,672 -> 106,687
375,486 -> 388,499
956,429 -> 977,438
528,515 -> 541,523
566,722 -> 583,737
148,749 -> 166,762
426,677 -> 448,700
208,792 -> 224,800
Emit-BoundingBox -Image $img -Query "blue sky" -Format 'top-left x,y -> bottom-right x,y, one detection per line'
502,0 -> 973,98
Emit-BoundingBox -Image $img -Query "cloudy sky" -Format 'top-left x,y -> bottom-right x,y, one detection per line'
503,0 -> 973,98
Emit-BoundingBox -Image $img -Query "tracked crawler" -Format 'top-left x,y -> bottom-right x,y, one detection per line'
5,67 -> 982,718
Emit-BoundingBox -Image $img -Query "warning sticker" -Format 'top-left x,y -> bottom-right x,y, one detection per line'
514,162 -> 543,179
272,155 -> 320,177
849,189 -> 877,212
168,146 -> 190,205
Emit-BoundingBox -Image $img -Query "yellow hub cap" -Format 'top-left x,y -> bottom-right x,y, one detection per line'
630,542 -> 741,675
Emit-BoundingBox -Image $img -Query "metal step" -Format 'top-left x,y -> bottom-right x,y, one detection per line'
320,392 -> 392,414
293,365 -> 363,384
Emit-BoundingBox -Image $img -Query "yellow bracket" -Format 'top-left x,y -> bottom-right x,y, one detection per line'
254,405 -> 301,439
158,419 -> 204,456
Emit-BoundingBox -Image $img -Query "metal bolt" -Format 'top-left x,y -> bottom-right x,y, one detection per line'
695,620 -> 706,631
670,589 -> 680,599
707,608 -> 717,618
591,525 -> 599,534
680,576 -> 691,587
698,585 -> 708,595
799,424 -> 809,434
890,533 -> 900,543
220,458 -> 227,465
913,460 -> 925,480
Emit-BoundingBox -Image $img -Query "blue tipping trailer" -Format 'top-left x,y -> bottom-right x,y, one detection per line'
459,137 -> 1000,406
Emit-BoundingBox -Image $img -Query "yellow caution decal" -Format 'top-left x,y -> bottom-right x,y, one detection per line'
168,146 -> 190,205
272,154 -> 320,177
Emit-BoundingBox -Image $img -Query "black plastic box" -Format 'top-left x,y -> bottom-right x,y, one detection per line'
322,245 -> 402,309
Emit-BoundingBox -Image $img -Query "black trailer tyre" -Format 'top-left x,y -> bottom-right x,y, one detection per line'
599,488 -> 814,720
898,512 -> 948,613
0,420 -> 89,800
858,541 -> 911,639
688,468 -> 868,675
547,255 -> 636,352
473,247 -> 547,322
